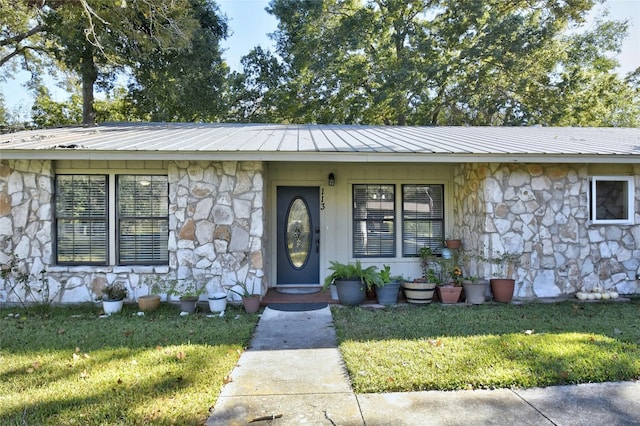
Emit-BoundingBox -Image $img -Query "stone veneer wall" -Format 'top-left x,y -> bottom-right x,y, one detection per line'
0,159 -> 266,304
0,160 -> 53,303
168,160 -> 266,301
454,163 -> 640,299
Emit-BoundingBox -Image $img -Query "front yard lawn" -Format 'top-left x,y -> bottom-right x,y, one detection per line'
333,300 -> 640,393
0,303 -> 259,426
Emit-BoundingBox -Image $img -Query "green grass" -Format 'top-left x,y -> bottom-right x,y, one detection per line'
332,300 -> 640,393
0,303 -> 260,425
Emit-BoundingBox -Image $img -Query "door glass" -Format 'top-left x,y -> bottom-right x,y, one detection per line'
286,198 -> 311,269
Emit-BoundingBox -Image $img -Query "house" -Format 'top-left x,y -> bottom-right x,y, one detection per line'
1,123 -> 638,304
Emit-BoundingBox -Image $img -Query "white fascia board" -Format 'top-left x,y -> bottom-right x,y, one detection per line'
2,150 -> 639,164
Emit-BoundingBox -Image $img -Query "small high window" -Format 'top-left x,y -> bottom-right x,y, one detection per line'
590,176 -> 635,225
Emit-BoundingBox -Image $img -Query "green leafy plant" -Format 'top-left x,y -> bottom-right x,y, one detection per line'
378,265 -> 403,286
1,252 -> 55,314
141,274 -> 171,295
323,260 -> 382,290
227,280 -> 255,299
102,282 -> 128,301
423,268 -> 442,285
165,278 -> 206,299
418,247 -> 438,279
484,250 -> 522,279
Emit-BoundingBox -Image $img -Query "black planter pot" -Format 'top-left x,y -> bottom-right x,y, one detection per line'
376,282 -> 401,305
335,279 -> 366,305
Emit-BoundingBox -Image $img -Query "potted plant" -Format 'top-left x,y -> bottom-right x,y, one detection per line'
137,275 -> 164,312
208,290 -> 228,313
403,247 -> 439,304
323,260 -> 381,306
486,250 -> 521,303
102,282 -> 128,314
444,237 -> 462,249
461,275 -> 487,304
375,265 -> 403,306
166,279 -> 205,313
436,263 -> 463,304
227,280 -> 261,313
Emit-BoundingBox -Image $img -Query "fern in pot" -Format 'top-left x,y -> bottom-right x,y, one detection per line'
323,260 -> 381,306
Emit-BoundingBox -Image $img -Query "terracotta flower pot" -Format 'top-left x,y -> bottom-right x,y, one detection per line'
445,239 -> 462,249
437,286 -> 463,304
490,278 -> 515,303
242,295 -> 261,313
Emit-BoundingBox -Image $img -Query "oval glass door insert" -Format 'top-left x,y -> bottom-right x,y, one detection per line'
286,198 -> 311,269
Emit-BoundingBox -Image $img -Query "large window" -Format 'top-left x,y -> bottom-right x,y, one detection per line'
402,184 -> 444,256
590,176 -> 635,225
353,184 -> 395,257
55,175 -> 108,264
55,174 -> 168,265
117,175 -> 169,264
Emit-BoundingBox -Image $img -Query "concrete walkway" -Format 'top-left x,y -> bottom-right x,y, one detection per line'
207,306 -> 640,425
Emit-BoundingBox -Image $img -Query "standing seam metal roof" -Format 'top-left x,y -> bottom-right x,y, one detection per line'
1,122 -> 639,162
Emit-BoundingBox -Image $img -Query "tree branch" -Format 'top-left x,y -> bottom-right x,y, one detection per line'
0,25 -> 43,47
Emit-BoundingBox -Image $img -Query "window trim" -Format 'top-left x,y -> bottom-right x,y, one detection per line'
54,172 -> 169,266
401,183 -> 445,257
54,174 -> 109,266
589,176 -> 635,225
352,183 -> 396,258
115,174 -> 169,266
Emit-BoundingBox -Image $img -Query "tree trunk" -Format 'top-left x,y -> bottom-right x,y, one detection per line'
81,43 -> 97,126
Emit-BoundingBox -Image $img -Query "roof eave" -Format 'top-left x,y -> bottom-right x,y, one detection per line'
1,150 -> 638,164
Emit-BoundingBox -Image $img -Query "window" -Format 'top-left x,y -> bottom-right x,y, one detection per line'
353,184 -> 395,257
402,184 -> 444,256
117,175 -> 169,264
590,176 -> 635,225
55,175 -> 108,265
55,174 -> 169,265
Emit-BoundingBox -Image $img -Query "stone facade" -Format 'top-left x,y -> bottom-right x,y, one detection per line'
168,160 -> 266,301
0,159 -> 266,304
454,163 -> 640,299
1,157 -> 637,304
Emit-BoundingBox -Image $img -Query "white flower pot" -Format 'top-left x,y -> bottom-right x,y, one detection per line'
103,299 -> 123,314
208,292 -> 228,312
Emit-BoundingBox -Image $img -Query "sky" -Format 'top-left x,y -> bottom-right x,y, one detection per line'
2,0 -> 639,118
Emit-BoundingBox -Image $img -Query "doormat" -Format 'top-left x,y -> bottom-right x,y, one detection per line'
267,303 -> 328,312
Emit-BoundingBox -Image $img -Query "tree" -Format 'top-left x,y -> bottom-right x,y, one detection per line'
125,0 -> 229,122
226,46 -> 288,123
257,0 -> 637,126
0,0 -> 46,76
1,0 -> 228,126
31,84 -> 82,128
43,0 -> 229,125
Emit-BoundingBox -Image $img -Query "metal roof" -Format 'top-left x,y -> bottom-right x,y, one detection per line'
1,122 -> 639,163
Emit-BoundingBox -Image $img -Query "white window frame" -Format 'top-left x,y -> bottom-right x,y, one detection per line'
589,176 -> 635,225
55,172 -> 169,265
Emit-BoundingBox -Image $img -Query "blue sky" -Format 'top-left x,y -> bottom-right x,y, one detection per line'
2,0 -> 639,117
